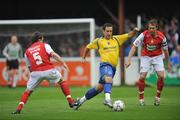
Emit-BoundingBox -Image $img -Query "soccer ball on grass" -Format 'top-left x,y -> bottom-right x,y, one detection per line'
113,100 -> 125,112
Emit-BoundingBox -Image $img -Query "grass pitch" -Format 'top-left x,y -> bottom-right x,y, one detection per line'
0,86 -> 180,120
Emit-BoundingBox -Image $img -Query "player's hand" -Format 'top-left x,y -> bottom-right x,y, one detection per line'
125,58 -> 131,68
133,27 -> 140,32
63,63 -> 70,72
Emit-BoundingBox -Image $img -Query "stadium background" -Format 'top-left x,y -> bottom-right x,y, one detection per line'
0,0 -> 179,86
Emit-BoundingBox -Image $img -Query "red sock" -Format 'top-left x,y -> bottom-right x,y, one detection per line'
156,78 -> 164,98
136,79 -> 145,100
59,80 -> 74,104
16,91 -> 31,111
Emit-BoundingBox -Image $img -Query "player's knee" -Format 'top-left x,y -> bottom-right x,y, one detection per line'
25,89 -> 33,96
58,78 -> 64,83
139,74 -> 146,80
95,84 -> 104,92
104,76 -> 113,83
158,76 -> 164,81
97,88 -> 103,93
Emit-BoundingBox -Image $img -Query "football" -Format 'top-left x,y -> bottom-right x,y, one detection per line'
113,100 -> 125,112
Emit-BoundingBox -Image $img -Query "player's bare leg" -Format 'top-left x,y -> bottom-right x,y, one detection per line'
7,69 -> 13,88
154,71 -> 165,106
12,69 -> 19,88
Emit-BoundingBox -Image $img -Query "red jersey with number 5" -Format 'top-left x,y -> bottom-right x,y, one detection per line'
25,41 -> 54,71
133,30 -> 168,57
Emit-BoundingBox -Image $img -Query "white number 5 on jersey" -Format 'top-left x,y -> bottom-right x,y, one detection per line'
33,52 -> 43,65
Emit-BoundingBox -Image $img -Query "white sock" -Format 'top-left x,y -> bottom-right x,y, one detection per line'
105,93 -> 111,100
66,95 -> 72,98
79,96 -> 87,104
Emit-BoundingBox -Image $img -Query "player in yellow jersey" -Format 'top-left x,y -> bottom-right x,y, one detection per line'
74,23 -> 139,110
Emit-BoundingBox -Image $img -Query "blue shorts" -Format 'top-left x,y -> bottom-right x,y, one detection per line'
99,62 -> 116,84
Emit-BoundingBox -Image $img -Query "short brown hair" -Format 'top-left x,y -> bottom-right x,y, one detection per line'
102,23 -> 113,30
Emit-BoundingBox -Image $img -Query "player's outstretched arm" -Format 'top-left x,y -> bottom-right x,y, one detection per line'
82,47 -> 90,63
50,52 -> 70,72
125,45 -> 137,68
128,27 -> 140,39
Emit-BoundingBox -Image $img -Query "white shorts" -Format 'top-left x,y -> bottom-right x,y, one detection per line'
27,68 -> 62,91
140,55 -> 165,73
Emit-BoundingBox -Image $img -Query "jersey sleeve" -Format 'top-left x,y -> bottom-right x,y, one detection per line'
2,44 -> 9,58
113,33 -> 128,45
86,38 -> 99,49
133,33 -> 144,47
24,53 -> 30,67
44,43 -> 54,54
161,37 -> 168,50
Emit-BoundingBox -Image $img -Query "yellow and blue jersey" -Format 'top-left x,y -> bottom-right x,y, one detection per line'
87,34 -> 129,67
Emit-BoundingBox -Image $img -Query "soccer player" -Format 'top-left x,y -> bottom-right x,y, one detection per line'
3,35 -> 23,88
125,19 -> 171,106
12,31 -> 75,114
74,23 -> 139,109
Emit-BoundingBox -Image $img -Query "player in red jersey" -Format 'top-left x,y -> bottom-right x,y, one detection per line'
125,19 -> 171,106
12,31 -> 75,114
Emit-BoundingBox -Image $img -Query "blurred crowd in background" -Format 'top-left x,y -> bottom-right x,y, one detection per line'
0,16 -> 179,62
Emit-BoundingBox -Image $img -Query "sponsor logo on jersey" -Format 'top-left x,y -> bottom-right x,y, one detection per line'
147,44 -> 157,51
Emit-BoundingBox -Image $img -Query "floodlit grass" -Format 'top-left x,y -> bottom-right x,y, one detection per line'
0,86 -> 180,120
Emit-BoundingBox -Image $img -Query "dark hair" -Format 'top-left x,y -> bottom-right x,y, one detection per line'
148,19 -> 158,27
102,23 -> 113,30
30,31 -> 43,44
